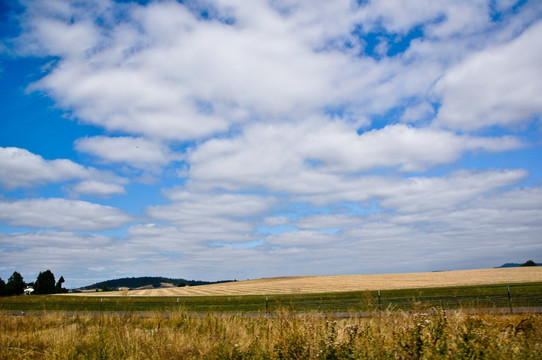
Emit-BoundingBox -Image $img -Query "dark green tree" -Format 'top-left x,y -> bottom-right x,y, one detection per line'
0,277 -> 6,296
6,271 -> 25,295
521,260 -> 537,266
55,276 -> 66,293
35,270 -> 56,294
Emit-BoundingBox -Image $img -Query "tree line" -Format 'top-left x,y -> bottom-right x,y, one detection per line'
0,270 -> 67,296
81,276 -> 223,291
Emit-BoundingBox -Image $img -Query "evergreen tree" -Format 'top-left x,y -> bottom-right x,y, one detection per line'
521,260 -> 537,266
6,271 -> 25,295
0,277 -> 6,296
56,276 -> 66,293
35,270 -> 56,294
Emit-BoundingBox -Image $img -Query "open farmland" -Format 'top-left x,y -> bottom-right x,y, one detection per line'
1,267 -> 533,314
73,267 -> 542,297
2,268 -> 541,360
2,282 -> 541,313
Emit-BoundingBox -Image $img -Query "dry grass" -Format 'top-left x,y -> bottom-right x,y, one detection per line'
72,267 -> 542,297
1,309 -> 541,359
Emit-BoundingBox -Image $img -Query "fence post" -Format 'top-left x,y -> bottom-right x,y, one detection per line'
507,285 -> 513,314
265,296 -> 269,313
378,290 -> 382,311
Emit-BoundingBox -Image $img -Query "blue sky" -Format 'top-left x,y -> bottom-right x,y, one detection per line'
1,0 -> 541,288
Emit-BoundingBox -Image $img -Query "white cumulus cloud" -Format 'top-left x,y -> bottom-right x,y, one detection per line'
0,146 -> 125,192
0,147 -> 87,189
73,180 -> 126,196
0,198 -> 132,231
435,21 -> 542,130
74,136 -> 183,171
188,120 -> 523,193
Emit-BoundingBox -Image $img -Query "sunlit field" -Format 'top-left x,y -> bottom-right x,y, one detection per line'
1,282 -> 541,313
1,309 -> 541,359
72,267 -> 542,297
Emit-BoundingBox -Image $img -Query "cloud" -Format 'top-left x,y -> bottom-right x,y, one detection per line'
0,230 -> 110,248
263,216 -> 290,227
161,190 -> 272,217
0,146 -> 126,193
21,0 -> 341,139
474,186 -> 542,210
74,136 -> 183,171
435,21 -> 542,130
147,192 -> 273,244
401,101 -> 434,123
72,180 -> 126,196
293,214 -> 367,231
384,186 -> 542,255
0,146 -> 87,189
302,168 -> 528,208
376,169 -> 529,213
300,123 -> 523,173
3,183 -> 539,288
188,120 -> 523,193
125,224 -> 203,252
0,198 -> 132,231
14,0 -> 542,144
266,230 -> 336,247
12,0 -> 468,143
148,169 -> 528,256
272,184 -> 542,271
26,17 -> 99,59
355,0 -> 488,36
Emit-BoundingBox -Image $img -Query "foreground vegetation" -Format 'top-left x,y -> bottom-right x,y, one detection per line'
1,282 -> 541,313
2,283 -> 541,359
1,308 -> 541,359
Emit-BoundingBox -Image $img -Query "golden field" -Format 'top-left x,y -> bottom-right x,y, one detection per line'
73,267 -> 542,297
2,309 -> 541,359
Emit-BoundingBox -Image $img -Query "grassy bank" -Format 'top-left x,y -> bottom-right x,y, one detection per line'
1,282 -> 541,313
1,309 -> 541,359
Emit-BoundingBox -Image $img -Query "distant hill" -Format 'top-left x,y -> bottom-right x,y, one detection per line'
79,276 -> 232,290
497,263 -> 522,268
496,262 -> 540,268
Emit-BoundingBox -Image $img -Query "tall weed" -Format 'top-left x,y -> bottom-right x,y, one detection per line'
0,309 -> 540,359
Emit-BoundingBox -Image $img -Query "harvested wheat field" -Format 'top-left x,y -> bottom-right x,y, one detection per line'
73,267 -> 542,297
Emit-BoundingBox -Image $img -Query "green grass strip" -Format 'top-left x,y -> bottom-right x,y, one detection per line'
1,282 -> 540,313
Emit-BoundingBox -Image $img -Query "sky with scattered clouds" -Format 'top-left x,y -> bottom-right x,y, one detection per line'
1,0 -> 541,288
